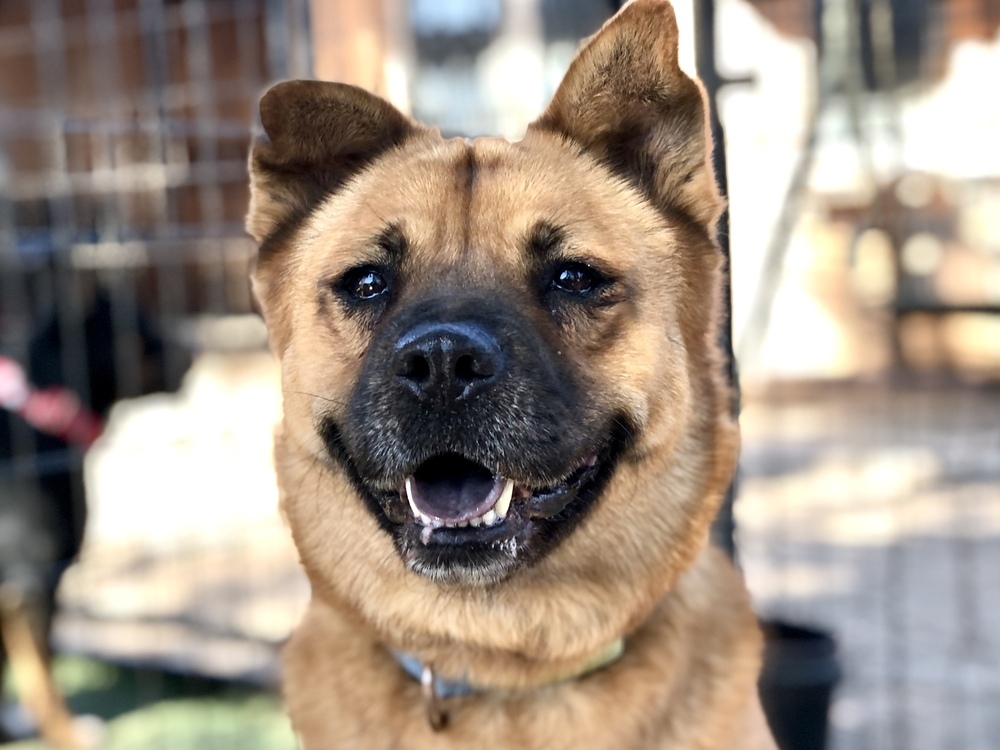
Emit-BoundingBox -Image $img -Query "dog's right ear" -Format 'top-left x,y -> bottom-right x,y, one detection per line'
246,80 -> 418,243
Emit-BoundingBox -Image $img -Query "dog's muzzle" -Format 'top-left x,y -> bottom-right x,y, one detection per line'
327,294 -> 629,582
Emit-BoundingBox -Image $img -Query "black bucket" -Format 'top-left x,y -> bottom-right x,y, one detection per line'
758,620 -> 841,750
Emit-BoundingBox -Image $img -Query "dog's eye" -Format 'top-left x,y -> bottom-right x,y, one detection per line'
550,263 -> 602,295
344,268 -> 389,300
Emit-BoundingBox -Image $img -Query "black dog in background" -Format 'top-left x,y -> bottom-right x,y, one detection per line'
0,288 -> 178,747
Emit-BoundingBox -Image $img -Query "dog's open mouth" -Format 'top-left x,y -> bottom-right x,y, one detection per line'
405,456 -> 513,529
401,452 -> 602,544
322,416 -> 633,581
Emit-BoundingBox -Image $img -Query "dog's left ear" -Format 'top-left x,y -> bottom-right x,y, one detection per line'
529,0 -> 722,230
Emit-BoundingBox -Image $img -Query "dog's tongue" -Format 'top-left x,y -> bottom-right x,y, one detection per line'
405,455 -> 503,524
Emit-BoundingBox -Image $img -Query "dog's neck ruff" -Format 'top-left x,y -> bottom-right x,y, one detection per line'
392,638 -> 625,731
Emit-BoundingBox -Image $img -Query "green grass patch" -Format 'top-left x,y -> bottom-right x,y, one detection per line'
4,655 -> 296,749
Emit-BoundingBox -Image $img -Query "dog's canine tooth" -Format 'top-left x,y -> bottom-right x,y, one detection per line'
405,478 -> 420,518
493,479 -> 514,519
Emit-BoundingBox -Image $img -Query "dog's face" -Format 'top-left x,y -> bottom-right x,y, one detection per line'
248,0 -> 736,663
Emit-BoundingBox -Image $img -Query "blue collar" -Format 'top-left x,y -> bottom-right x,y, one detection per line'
392,650 -> 476,698
391,639 -> 625,731
391,637 -> 625,698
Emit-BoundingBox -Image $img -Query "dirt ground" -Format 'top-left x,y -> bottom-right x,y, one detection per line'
738,377 -> 1000,750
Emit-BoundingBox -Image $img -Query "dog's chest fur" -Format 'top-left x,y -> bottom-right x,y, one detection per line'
283,550 -> 767,750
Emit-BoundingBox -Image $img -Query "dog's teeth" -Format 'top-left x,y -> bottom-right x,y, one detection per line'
405,478 -> 420,517
407,477 -> 514,529
493,479 -> 514,519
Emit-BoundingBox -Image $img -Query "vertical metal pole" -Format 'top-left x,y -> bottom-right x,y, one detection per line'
138,0 -> 189,389
30,0 -> 91,406
693,0 -> 740,560
183,0 -> 228,315
86,0 -> 144,400
0,151 -> 40,473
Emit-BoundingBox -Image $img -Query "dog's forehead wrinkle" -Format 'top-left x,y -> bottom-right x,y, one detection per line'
454,142 -> 478,260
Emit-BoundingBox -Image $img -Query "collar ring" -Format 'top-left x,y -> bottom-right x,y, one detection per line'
421,664 -> 448,731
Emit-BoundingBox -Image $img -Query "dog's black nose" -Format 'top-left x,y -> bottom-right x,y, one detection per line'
394,321 -> 504,400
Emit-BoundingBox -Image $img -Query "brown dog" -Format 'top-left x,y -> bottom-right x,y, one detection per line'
246,1 -> 775,747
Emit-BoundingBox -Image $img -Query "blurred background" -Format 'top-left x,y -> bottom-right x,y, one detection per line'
0,0 -> 997,748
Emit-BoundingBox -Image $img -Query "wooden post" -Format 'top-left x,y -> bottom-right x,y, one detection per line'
309,0 -> 388,94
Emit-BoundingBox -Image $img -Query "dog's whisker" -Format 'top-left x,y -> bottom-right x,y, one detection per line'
286,390 -> 349,408
363,201 -> 389,225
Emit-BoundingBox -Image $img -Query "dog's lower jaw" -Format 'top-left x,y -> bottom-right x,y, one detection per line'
405,552 -> 517,588
283,547 -> 774,750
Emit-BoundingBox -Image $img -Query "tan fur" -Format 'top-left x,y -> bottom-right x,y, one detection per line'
248,1 -> 775,748
0,589 -> 97,749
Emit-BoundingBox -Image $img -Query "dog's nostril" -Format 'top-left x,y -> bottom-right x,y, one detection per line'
399,353 -> 431,383
455,353 -> 493,382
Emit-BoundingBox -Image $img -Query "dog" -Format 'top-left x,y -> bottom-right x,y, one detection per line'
246,1 -> 776,747
1,288 -> 170,748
